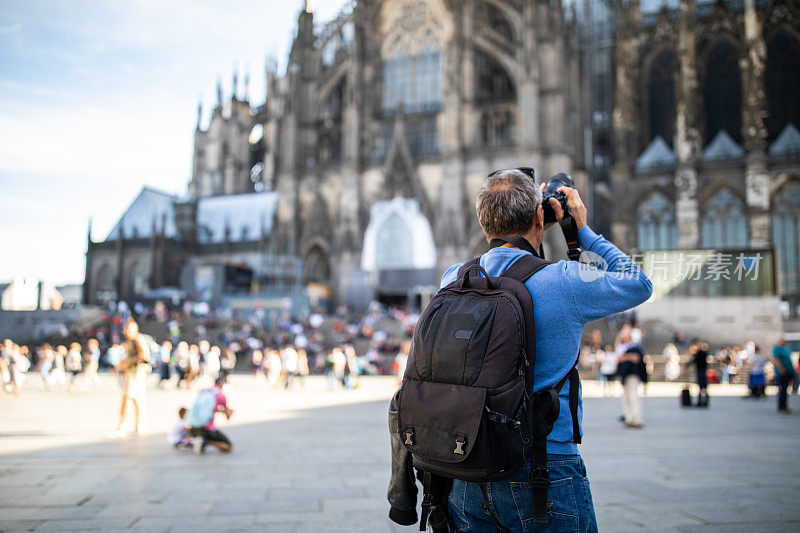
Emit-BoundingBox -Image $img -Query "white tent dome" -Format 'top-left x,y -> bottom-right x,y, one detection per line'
361,198 -> 436,271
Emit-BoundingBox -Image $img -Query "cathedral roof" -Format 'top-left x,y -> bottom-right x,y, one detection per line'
635,136 -> 676,172
196,192 -> 278,243
768,123 -> 800,159
701,130 -> 745,162
106,187 -> 179,240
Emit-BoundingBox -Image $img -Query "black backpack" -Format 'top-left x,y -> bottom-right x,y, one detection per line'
395,254 -> 581,530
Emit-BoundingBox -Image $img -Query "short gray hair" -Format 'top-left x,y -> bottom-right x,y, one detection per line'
476,169 -> 542,238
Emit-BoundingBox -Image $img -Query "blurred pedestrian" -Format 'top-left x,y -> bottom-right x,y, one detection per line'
616,326 -> 645,428
773,338 -> 796,413
108,318 -> 150,438
689,340 -> 709,407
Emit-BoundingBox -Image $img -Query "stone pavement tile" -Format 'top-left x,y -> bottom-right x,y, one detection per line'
258,496 -> 322,512
81,489 -> 171,505
321,496 -> 390,512
0,504 -> 109,521
130,514 -> 258,532
0,519 -> 45,532
269,486 -> 367,500
673,500 -> 800,524
293,519 -> 395,533
4,490 -> 90,508
254,510 -> 328,524
210,499 -> 269,514
34,516 -> 135,531
675,520 -> 800,533
93,501 -> 214,518
161,486 -> 265,503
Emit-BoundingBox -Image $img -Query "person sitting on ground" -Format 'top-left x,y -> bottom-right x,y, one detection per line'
187,376 -> 233,454
168,407 -> 191,449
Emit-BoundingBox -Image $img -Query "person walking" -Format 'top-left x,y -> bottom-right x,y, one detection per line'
157,340 -> 172,387
664,342 -> 681,382
83,339 -> 101,389
388,168 -> 652,531
65,342 -> 83,392
689,340 -> 709,407
773,337 -> 796,413
616,325 -> 646,428
108,318 -> 150,438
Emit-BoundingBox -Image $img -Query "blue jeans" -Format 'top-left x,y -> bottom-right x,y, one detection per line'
448,454 -> 598,532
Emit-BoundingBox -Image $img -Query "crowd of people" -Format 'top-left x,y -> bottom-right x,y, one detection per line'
4,301 -> 797,443
580,323 -> 800,421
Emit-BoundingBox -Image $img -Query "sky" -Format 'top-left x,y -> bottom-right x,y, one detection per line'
0,0 -> 348,286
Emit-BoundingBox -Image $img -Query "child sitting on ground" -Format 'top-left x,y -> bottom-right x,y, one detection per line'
167,407 -> 191,448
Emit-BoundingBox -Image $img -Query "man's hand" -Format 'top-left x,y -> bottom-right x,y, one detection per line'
541,183 -> 588,230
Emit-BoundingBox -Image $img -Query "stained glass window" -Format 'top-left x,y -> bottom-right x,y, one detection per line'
766,32 -> 800,142
647,49 -> 676,145
383,48 -> 442,113
637,192 -> 678,251
773,182 -> 800,293
701,188 -> 748,249
703,41 -> 742,144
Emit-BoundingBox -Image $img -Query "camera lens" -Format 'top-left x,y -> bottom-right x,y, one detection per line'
543,173 -> 573,196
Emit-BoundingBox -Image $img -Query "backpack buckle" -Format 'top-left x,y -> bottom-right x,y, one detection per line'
404,429 -> 414,446
532,467 -> 549,487
453,436 -> 466,455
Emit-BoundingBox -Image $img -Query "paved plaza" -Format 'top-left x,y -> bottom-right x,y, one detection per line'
1,375 -> 799,532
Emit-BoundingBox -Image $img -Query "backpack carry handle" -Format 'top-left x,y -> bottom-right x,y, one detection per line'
461,264 -> 497,290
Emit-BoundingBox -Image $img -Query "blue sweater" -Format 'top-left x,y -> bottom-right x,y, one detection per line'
441,226 -> 653,454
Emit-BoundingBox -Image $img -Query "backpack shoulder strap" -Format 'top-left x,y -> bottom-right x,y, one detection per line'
501,254 -> 551,283
553,357 -> 582,444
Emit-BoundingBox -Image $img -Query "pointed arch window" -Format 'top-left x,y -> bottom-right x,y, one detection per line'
703,41 -> 742,144
700,188 -> 748,249
383,47 -> 442,114
773,182 -> 800,294
637,192 -> 677,251
319,80 -> 345,164
475,1 -> 514,43
128,262 -> 148,296
647,49 -> 676,145
766,32 -> 800,142
304,245 -> 331,285
475,49 -> 515,104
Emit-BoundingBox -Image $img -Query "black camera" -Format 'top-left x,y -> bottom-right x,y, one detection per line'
541,173 -> 574,224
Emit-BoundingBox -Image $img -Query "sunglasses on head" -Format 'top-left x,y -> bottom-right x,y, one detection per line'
487,167 -> 536,181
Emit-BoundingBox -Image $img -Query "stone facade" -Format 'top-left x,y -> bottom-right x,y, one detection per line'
610,0 -> 800,311
188,0 -> 583,302
84,0 -> 583,307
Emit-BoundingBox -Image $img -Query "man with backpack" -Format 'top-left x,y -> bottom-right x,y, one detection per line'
187,376 -> 233,454
388,168 -> 652,532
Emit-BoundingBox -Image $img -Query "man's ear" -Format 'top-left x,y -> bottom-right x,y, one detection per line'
535,204 -> 544,229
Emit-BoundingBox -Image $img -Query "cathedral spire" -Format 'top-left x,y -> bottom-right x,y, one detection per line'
196,98 -> 203,129
244,68 -> 250,101
216,76 -> 223,107
232,62 -> 239,100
